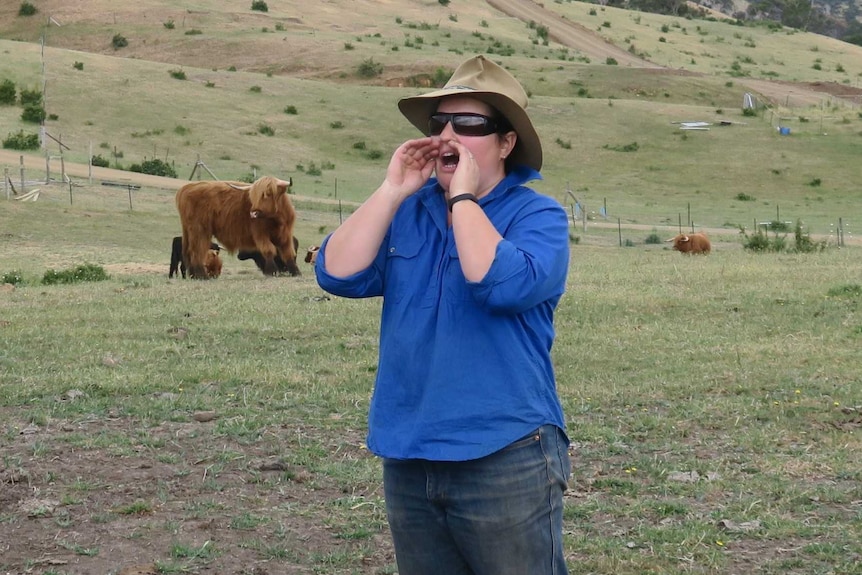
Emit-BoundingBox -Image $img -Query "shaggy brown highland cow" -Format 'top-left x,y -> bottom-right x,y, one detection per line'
175,176 -> 300,279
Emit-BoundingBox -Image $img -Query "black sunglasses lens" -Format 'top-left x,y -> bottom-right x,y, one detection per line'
429,115 -> 447,135
452,115 -> 493,136
429,114 -> 497,137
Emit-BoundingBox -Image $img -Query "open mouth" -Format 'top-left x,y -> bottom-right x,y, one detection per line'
440,151 -> 460,168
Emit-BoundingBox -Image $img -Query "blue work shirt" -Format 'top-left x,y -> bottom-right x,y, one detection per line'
315,166 -> 570,461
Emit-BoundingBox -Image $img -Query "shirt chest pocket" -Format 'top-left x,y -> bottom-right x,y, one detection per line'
385,238 -> 435,307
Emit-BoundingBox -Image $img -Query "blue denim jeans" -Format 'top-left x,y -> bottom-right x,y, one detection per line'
382,425 -> 570,575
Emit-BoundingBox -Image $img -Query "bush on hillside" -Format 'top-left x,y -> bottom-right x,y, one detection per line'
18,2 -> 37,16
357,58 -> 383,78
21,105 -> 46,124
0,79 -> 16,105
112,34 -> 128,50
251,0 -> 268,12
2,130 -> 39,150
19,88 -> 41,106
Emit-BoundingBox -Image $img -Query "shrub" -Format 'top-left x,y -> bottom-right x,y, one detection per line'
251,0 -> 268,12
438,0 -> 451,5
792,220 -> 828,253
330,121 -> 344,129
284,105 -> 298,114
249,85 -> 261,93
18,2 -> 37,16
129,158 -> 177,178
1,270 -> 25,285
306,162 -> 322,176
735,192 -> 755,201
19,88 -> 42,106
258,124 -> 275,136
169,69 -> 187,80
740,227 -> 778,252
603,141 -> 638,152
91,154 -> 110,168
3,130 -> 39,150
352,141 -> 366,150
742,107 -> 757,117
357,58 -> 383,78
112,34 -> 128,49
606,57 -> 618,65
42,264 -> 109,285
0,79 -> 15,105
73,61 -> 84,70
645,233 -> 662,244
164,20 -> 175,29
21,105 -> 46,124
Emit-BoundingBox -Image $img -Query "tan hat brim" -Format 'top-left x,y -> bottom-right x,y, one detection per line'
398,88 -> 543,171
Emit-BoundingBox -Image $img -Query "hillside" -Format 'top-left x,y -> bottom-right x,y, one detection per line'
2,0 -> 862,237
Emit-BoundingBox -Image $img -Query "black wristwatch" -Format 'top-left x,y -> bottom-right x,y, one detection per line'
447,193 -> 478,212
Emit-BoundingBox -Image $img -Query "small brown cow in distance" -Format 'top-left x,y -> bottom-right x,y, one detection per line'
204,249 -> 223,279
175,176 -> 300,279
169,236 -> 221,279
668,232 -> 711,254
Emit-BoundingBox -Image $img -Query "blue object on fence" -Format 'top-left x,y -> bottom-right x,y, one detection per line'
779,127 -> 791,135
574,202 -> 581,218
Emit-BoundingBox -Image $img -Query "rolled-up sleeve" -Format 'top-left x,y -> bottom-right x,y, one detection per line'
314,235 -> 386,299
469,201 -> 569,314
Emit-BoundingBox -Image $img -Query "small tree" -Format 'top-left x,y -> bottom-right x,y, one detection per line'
251,0 -> 269,12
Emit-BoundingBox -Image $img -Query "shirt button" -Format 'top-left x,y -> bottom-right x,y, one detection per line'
389,247 -> 396,253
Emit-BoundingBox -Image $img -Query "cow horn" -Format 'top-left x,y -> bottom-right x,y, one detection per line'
228,182 -> 252,191
276,178 -> 292,187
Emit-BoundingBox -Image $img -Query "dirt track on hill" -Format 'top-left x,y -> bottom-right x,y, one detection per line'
488,0 -> 661,68
0,149 -> 348,206
487,0 -> 862,107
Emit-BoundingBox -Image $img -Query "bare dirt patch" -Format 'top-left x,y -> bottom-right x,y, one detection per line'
0,410 -> 394,574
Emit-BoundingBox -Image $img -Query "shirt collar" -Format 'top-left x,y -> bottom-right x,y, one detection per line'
419,165 -> 542,227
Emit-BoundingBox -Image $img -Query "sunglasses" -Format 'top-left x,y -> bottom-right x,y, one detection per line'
428,113 -> 507,137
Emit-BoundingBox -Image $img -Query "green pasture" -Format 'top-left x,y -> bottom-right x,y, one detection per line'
1,4 -> 862,569
1,188 -> 861,573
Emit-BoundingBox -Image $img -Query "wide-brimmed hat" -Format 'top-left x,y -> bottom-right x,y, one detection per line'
398,55 -> 542,171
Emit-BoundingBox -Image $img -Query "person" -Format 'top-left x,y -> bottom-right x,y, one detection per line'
315,55 -> 571,575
